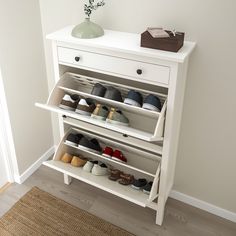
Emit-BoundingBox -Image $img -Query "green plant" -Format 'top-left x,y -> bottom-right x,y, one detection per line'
84,0 -> 105,18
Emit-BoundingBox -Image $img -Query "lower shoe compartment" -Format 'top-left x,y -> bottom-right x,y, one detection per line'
44,127 -> 161,207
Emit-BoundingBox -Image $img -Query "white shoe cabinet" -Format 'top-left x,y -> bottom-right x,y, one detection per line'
36,26 -> 195,225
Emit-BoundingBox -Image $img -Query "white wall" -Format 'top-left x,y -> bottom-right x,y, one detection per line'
0,0 -> 53,175
39,0 -> 236,214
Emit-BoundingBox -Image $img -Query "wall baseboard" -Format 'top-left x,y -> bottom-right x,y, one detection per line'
14,146 -> 56,184
170,190 -> 236,223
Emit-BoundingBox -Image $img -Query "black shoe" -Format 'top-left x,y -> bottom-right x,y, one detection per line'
78,137 -> 102,154
104,86 -> 123,102
65,133 -> 84,146
142,95 -> 162,112
131,178 -> 147,190
91,83 -> 107,97
143,181 -> 153,194
124,90 -> 143,107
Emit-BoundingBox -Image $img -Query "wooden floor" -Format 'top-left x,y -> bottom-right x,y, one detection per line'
0,166 -> 235,236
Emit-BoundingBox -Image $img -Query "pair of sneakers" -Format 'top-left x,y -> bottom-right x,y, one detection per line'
60,153 -> 87,167
60,94 -> 96,116
91,83 -> 123,102
91,104 -> 129,126
131,178 -> 153,195
65,133 -> 102,154
83,160 -> 108,176
124,90 -> 162,112
102,147 -> 127,163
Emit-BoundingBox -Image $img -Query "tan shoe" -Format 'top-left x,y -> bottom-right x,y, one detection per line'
71,156 -> 87,167
61,153 -> 73,163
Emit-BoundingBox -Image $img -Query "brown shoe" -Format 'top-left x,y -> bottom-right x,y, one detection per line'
61,153 -> 73,163
71,156 -> 87,167
118,173 -> 134,185
75,98 -> 96,116
59,94 -> 80,111
109,169 -> 123,181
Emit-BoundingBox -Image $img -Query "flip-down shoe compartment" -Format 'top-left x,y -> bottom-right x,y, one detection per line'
44,128 -> 161,207
36,72 -> 167,142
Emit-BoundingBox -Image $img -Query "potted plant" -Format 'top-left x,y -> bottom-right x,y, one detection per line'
72,0 -> 106,39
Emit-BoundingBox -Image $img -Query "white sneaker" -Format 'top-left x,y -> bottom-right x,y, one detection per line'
83,161 -> 97,172
91,163 -> 108,176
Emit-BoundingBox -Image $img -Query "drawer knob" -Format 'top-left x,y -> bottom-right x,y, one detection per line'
136,69 -> 142,75
75,56 -> 80,62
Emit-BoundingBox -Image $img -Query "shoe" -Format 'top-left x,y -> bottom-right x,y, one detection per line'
60,153 -> 73,163
112,150 -> 127,163
83,160 -> 98,172
59,94 -> 80,111
124,90 -> 143,107
106,108 -> 129,126
91,104 -> 109,121
118,173 -> 134,185
78,137 -> 102,154
102,147 -> 113,158
65,133 -> 84,147
91,163 -> 108,176
75,98 -> 96,116
71,155 -> 87,167
104,86 -> 123,102
131,178 -> 147,190
109,169 -> 123,181
142,95 -> 162,112
143,181 -> 153,195
91,83 -> 107,97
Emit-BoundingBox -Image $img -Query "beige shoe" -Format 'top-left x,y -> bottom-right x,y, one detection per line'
61,153 -> 73,163
71,155 -> 87,167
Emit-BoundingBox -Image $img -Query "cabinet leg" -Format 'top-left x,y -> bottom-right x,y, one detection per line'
156,196 -> 165,225
64,174 -> 72,185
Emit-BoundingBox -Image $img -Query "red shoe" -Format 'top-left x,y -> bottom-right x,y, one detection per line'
112,150 -> 127,163
102,147 -> 113,158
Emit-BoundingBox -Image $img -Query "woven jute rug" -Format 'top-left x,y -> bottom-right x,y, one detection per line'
0,187 -> 134,236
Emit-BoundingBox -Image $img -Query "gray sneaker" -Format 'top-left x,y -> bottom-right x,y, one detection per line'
104,86 -> 123,102
106,108 -> 129,126
91,104 -> 109,120
91,83 -> 107,97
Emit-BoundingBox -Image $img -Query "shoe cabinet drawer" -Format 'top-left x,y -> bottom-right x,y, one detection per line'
57,47 -> 170,86
35,72 -> 167,142
43,127 -> 160,207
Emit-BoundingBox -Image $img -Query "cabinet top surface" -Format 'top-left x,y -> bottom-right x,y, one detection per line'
47,26 -> 196,63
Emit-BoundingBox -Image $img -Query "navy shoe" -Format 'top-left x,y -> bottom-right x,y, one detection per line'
143,181 -> 153,195
65,133 -> 84,147
131,178 -> 147,190
142,95 -> 162,112
91,83 -> 107,97
124,90 -> 143,107
104,86 -> 123,102
78,137 -> 102,154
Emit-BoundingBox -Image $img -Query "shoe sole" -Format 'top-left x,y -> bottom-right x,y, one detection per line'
142,103 -> 160,112
143,189 -> 151,195
106,119 -> 129,127
102,154 -> 112,158
124,98 -> 141,107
